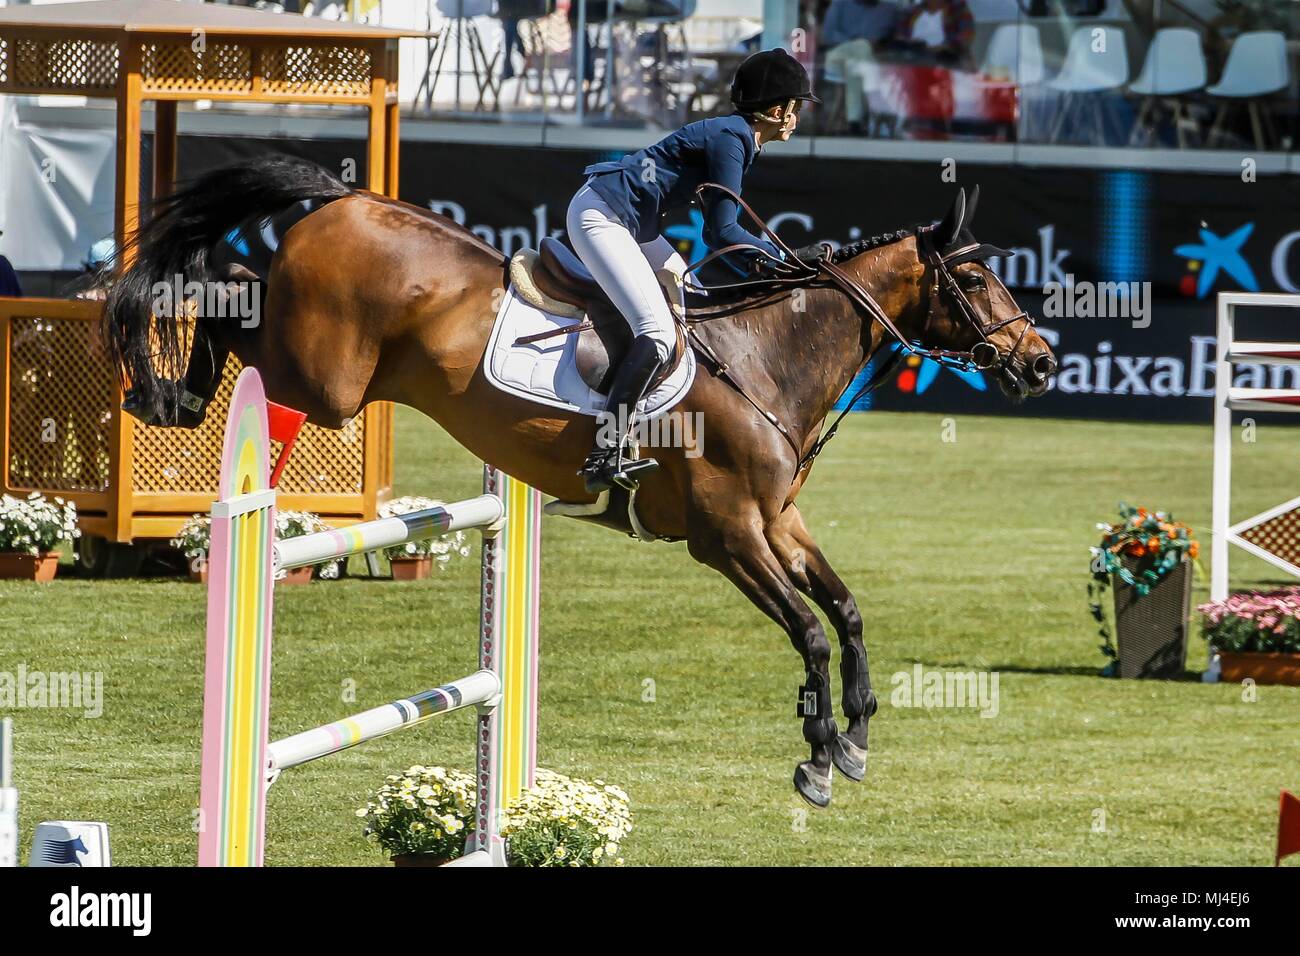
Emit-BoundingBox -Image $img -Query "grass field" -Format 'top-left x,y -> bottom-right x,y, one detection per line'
3,406 -> 1299,866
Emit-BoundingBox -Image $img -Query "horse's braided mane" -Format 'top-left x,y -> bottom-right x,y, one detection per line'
829,226 -> 922,264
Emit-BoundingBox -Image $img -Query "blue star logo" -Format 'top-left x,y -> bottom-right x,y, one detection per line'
664,209 -> 708,264
1174,224 -> 1258,298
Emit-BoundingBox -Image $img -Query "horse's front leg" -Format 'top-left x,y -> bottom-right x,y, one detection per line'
767,505 -> 878,785
687,512 -> 840,809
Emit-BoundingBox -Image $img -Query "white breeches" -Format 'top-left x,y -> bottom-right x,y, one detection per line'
565,182 -> 686,365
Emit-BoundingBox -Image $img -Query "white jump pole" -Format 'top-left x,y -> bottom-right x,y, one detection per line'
267,670 -> 500,773
273,495 -> 504,572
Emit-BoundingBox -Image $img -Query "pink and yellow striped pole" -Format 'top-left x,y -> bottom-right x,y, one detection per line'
198,369 -> 276,867
457,467 -> 542,866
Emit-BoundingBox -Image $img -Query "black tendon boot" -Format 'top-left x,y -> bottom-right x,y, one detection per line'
121,329 -> 228,428
580,334 -> 664,493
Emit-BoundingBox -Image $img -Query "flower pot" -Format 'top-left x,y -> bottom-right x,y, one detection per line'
390,556 -> 433,581
1112,555 -> 1192,679
1215,651 -> 1300,686
0,551 -> 60,582
188,565 -> 208,584
391,852 -> 457,867
276,566 -> 314,586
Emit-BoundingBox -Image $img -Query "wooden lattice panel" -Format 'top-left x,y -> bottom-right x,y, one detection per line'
1240,509 -> 1300,567
6,317 -> 114,493
260,45 -> 370,97
13,36 -> 119,92
141,40 -> 253,95
131,360 -> 367,496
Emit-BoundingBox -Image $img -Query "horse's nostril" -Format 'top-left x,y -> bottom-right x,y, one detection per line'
1031,354 -> 1055,379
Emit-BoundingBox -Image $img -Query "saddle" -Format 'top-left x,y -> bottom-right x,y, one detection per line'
508,237 -> 685,395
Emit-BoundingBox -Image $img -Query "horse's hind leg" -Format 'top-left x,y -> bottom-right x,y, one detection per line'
767,505 -> 878,785
688,513 -> 840,808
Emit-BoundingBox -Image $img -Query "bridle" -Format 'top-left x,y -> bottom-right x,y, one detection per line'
913,225 -> 1036,376
682,183 -> 1039,472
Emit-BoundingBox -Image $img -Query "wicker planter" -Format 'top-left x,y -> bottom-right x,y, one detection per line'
390,556 -> 433,581
0,551 -> 60,582
188,565 -> 207,584
1112,555 -> 1192,679
1215,651 -> 1300,686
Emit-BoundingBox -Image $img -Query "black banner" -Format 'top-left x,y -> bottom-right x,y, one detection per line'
178,134 -> 1300,422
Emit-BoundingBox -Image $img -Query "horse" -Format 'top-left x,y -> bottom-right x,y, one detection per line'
101,156 -> 1056,808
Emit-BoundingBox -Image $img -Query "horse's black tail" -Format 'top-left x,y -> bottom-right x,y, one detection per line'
101,155 -> 352,424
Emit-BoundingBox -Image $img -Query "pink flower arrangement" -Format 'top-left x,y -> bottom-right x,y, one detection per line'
1198,586 -> 1300,653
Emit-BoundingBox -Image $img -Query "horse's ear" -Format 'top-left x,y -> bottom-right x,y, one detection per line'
938,189 -> 966,247
964,185 -> 980,231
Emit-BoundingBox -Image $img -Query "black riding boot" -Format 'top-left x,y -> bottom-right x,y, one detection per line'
579,334 -> 664,493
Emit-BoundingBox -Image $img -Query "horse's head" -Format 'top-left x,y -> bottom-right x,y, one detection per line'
917,187 -> 1056,400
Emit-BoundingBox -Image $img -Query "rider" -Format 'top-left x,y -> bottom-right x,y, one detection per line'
568,48 -> 829,494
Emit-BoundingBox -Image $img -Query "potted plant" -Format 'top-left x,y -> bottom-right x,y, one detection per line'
0,492 -> 79,581
273,510 -> 339,584
358,766 -> 477,866
1198,586 -> 1300,686
499,768 -> 632,867
1088,504 -> 1199,679
358,766 -> 632,867
378,496 -> 472,581
172,510 -> 341,583
172,514 -> 212,582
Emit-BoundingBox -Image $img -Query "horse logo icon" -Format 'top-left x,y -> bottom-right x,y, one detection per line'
33,834 -> 89,866
29,821 -> 111,867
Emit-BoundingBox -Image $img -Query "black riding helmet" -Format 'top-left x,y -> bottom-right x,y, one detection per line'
730,48 -> 821,113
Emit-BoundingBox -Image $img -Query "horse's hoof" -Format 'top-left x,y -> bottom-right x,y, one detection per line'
832,735 -> 867,782
794,762 -> 832,809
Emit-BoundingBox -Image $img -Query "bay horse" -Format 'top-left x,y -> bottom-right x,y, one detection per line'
101,157 -> 1056,808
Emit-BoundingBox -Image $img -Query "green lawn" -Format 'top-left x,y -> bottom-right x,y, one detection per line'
3,406 -> 1298,865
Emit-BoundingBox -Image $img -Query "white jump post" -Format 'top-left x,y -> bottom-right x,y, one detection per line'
0,718 -> 16,868
1212,291 -> 1300,602
198,368 -> 541,866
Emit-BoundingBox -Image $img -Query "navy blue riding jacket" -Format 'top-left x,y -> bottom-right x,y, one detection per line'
582,113 -> 782,272
0,255 -> 21,297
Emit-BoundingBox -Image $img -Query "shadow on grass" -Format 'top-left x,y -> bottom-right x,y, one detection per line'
985,663 -> 1206,682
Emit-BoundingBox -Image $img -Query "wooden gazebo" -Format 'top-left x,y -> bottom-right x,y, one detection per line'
0,0 -> 424,574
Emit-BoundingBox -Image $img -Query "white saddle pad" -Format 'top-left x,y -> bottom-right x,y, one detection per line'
485,284 -> 696,417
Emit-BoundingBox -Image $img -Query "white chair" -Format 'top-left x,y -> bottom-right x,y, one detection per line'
1127,28 -> 1206,147
981,23 -> 1045,86
1048,26 -> 1130,144
412,0 -> 502,114
1207,30 -> 1290,149
981,22 -> 1044,140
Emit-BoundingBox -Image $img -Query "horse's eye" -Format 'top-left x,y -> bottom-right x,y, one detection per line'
964,277 -> 986,292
